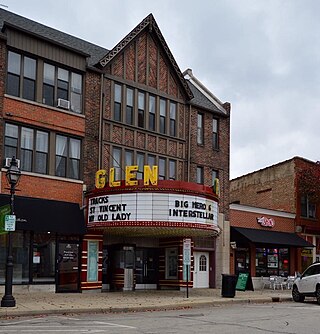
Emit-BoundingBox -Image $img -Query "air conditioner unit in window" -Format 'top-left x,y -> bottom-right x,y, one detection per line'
5,157 -> 20,168
57,98 -> 70,110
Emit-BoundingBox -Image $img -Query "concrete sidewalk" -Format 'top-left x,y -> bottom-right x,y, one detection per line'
0,288 -> 293,319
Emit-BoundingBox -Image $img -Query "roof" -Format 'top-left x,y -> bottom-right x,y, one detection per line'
184,69 -> 228,115
231,226 -> 314,248
0,8 -> 108,67
98,13 -> 193,100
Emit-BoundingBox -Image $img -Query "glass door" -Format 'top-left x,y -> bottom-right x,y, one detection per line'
135,248 -> 158,289
56,241 -> 80,293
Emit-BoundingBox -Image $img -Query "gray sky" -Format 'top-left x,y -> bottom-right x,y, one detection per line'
5,0 -> 320,179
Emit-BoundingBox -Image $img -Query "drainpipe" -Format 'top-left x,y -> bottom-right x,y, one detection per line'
187,103 -> 192,182
98,73 -> 104,169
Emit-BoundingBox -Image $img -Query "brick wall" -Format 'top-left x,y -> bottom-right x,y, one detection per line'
230,159 -> 296,213
230,208 -> 295,233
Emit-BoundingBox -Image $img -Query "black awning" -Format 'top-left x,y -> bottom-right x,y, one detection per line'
0,194 -> 86,235
231,227 -> 314,248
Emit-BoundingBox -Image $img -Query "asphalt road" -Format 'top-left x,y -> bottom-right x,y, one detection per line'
0,300 -> 319,333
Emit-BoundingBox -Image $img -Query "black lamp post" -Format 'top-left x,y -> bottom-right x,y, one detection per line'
1,156 -> 21,308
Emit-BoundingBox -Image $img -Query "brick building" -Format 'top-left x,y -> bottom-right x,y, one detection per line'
0,9 -> 230,293
230,157 -> 317,283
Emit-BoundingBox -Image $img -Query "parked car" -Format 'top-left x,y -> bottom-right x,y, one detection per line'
292,262 -> 320,304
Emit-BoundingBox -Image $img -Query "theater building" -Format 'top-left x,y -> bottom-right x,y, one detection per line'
0,9 -> 231,292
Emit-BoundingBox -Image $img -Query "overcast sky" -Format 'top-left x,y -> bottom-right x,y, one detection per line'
4,0 -> 320,179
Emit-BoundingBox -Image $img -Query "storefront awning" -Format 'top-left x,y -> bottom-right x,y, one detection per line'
231,227 -> 314,248
0,194 -> 86,235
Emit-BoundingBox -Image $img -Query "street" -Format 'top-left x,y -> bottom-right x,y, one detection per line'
0,300 -> 319,334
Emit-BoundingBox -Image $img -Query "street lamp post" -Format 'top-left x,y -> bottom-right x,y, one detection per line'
1,156 -> 21,308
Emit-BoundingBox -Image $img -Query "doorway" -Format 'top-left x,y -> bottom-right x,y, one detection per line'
135,248 -> 158,289
56,241 -> 80,293
193,252 -> 209,288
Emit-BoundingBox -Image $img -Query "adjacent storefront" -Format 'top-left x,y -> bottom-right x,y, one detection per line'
230,204 -> 314,281
0,194 -> 86,291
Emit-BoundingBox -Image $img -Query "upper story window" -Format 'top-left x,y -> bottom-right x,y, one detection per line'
125,150 -> 134,167
212,118 -> 219,149
212,169 -> 219,185
112,147 -> 122,180
43,64 -> 82,113
149,95 -> 156,131
196,166 -> 204,184
136,152 -> 145,180
6,51 -> 83,113
126,88 -> 134,125
169,160 -> 176,180
197,113 -> 204,145
5,123 -> 48,174
159,99 -> 166,134
7,51 -> 36,101
112,83 -> 178,137
138,92 -> 145,128
55,135 -> 81,179
169,102 -> 176,137
5,123 -> 80,179
301,195 -> 316,219
159,157 -> 166,180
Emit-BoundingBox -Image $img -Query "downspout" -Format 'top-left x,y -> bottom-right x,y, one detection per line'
98,73 -> 104,169
187,103 -> 192,182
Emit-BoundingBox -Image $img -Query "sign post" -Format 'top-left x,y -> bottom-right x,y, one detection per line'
183,238 -> 191,298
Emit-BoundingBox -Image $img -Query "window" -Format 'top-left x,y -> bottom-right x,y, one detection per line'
114,84 -> 122,121
170,102 -> 176,136
125,150 -> 134,167
112,147 -> 122,180
70,72 -> 82,113
199,255 -> 207,271
212,169 -> 219,185
169,160 -> 176,180
126,88 -> 134,125
212,118 -> 219,149
7,51 -> 36,101
136,152 -> 145,180
43,63 -> 55,106
148,154 -> 156,167
4,124 -> 48,174
149,95 -> 156,131
160,99 -> 166,134
55,135 -> 81,179
159,157 -> 166,180
138,92 -> 145,128
197,113 -> 204,145
301,195 -> 316,218
43,64 -> 82,113
197,166 -> 204,184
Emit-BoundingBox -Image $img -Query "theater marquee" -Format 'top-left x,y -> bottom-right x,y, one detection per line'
88,193 -> 218,229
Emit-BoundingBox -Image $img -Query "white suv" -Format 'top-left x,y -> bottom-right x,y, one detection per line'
292,262 -> 320,304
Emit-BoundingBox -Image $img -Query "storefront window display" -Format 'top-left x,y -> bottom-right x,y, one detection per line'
256,248 -> 289,277
166,248 -> 178,279
0,231 -> 30,284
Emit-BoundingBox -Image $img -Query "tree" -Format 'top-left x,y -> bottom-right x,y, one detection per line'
298,163 -> 320,203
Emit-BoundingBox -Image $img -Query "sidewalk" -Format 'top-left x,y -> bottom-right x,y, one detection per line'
0,288 -> 293,319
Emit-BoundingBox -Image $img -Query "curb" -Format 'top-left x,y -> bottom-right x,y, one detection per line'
0,296 -> 293,319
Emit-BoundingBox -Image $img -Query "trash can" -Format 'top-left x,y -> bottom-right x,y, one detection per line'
221,274 -> 237,298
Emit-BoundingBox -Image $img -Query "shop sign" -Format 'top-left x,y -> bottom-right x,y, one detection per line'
88,193 -> 218,227
95,165 -> 158,189
257,216 -> 275,228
